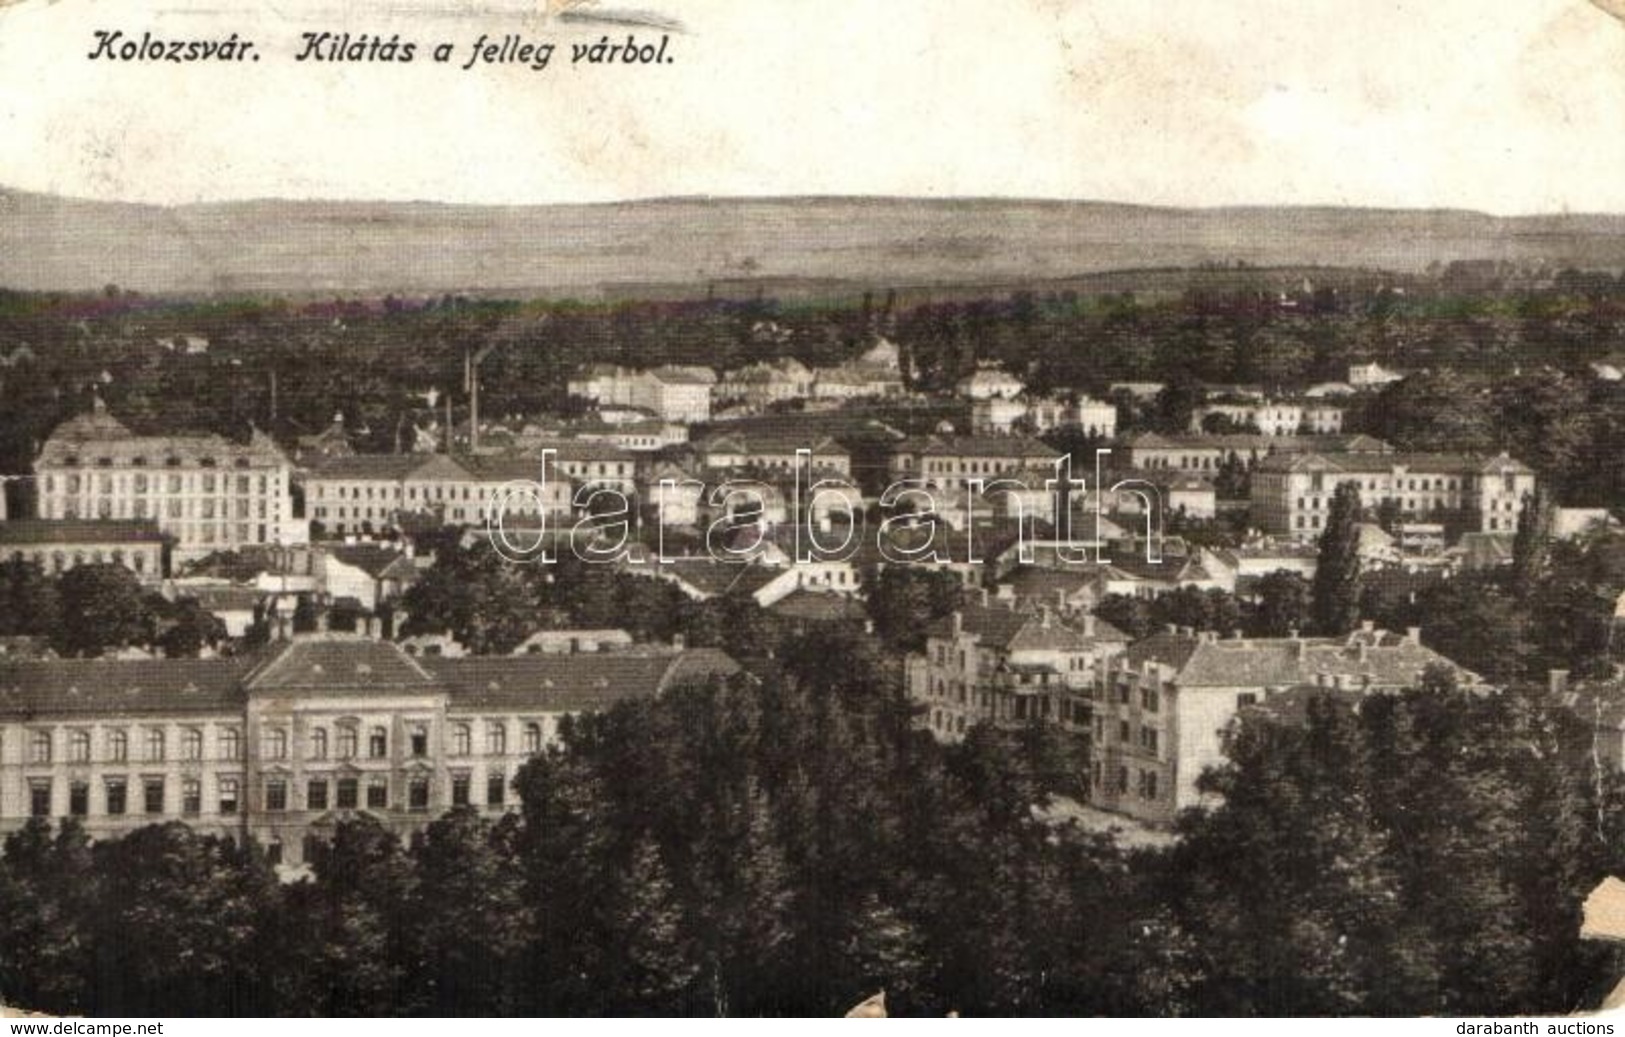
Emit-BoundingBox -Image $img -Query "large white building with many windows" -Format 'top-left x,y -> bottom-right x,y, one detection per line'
0,634 -> 737,867
34,403 -> 295,560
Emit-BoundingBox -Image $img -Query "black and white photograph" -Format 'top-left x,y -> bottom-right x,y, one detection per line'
2,0 -> 1625,1022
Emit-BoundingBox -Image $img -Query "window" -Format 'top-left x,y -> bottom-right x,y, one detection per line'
264,728 -> 288,760
1236,693 -> 1258,708
369,727 -> 387,758
522,722 -> 543,754
143,728 -> 164,762
486,723 -> 506,756
337,777 -> 359,810
69,729 -> 91,763
218,778 -> 239,815
450,722 -> 473,756
451,773 -> 471,807
1116,767 -> 1129,795
310,728 -> 328,760
108,728 -> 128,762
182,780 -> 201,816
69,782 -> 89,817
366,778 -> 388,810
29,782 -> 51,818
410,725 -> 428,757
144,778 -> 164,815
1140,726 -> 1159,755
106,779 -> 127,816
182,728 -> 203,761
307,780 -> 328,811
1140,770 -> 1160,800
265,780 -> 287,812
1140,686 -> 1160,712
1118,720 -> 1130,744
408,777 -> 430,812
486,770 -> 506,807
29,730 -> 51,764
219,727 -> 242,760
337,725 -> 358,760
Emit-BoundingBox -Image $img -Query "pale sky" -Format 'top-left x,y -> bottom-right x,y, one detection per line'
1,0 -> 1622,213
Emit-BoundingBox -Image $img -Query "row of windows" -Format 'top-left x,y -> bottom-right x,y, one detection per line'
27,772 -> 512,819
29,776 -> 231,818
1091,762 -> 1160,800
54,497 -> 269,520
48,473 -> 274,494
29,727 -> 219,765
21,720 -> 551,766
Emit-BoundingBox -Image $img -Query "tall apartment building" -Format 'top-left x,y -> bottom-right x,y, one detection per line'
1091,624 -> 1479,824
905,603 -> 1129,742
1250,451 -> 1536,540
34,403 -> 295,560
0,635 -> 737,866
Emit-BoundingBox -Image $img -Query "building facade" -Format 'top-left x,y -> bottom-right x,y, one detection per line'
0,636 -> 737,866
1250,451 -> 1537,540
0,519 -> 166,580
1091,624 -> 1479,824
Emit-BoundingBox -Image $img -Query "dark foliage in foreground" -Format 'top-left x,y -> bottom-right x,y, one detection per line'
2,628 -> 1625,1016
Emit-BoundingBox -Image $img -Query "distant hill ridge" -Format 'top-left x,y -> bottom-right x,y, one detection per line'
3,187 -> 1624,297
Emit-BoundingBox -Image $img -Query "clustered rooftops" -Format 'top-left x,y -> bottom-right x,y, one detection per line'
0,638 -> 739,721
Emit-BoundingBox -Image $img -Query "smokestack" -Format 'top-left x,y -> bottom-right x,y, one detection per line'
672,633 -> 686,651
1083,613 -> 1096,637
1406,626 -> 1421,645
951,611 -> 963,638
1549,669 -> 1570,695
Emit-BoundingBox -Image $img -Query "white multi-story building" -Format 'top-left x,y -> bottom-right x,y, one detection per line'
1250,450 -> 1537,540
34,403 -> 295,560
0,634 -> 737,867
1092,624 -> 1478,824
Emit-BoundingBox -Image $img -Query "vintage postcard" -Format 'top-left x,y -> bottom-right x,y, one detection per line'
1,0 -> 1625,1023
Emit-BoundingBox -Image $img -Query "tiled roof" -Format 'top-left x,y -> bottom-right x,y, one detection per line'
0,519 -> 165,545
916,436 -> 1059,459
0,656 -> 257,718
925,604 -> 1120,651
0,639 -> 740,720
244,639 -> 439,693
652,558 -> 786,598
40,409 -> 290,467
